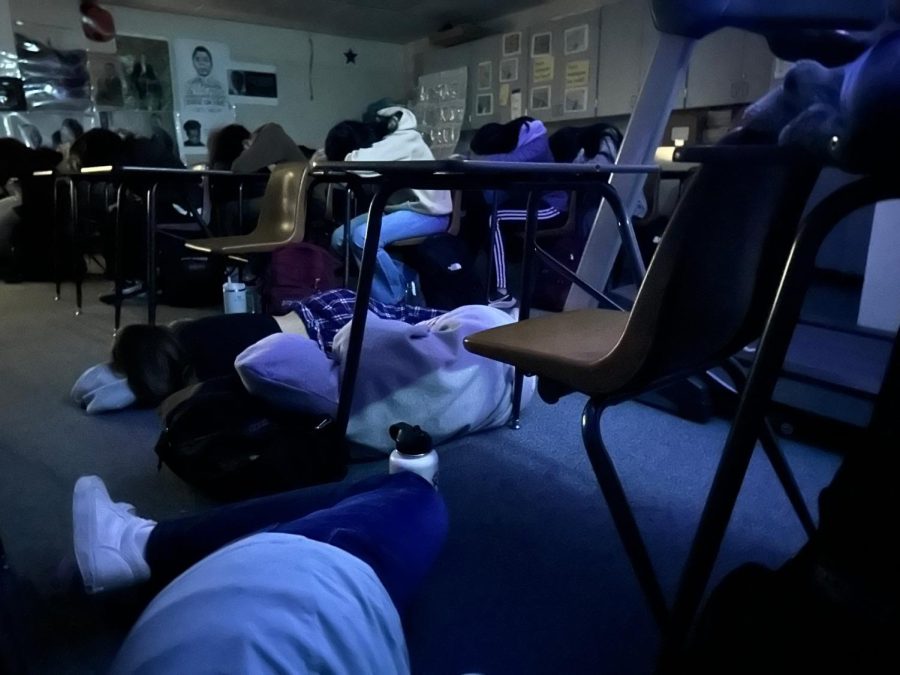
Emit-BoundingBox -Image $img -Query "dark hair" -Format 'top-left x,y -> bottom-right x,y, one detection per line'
62,118 -> 85,139
548,123 -> 624,163
579,123 -> 623,161
548,127 -> 582,163
208,124 -> 250,169
470,116 -> 535,155
111,324 -> 192,406
183,120 -> 201,132
325,119 -> 381,160
192,46 -> 212,61
0,138 -> 62,184
68,128 -> 126,169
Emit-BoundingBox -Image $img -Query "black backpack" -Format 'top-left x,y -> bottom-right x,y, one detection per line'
155,376 -> 347,501
406,234 -> 486,310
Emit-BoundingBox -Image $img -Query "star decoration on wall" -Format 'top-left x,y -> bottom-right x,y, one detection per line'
344,49 -> 358,64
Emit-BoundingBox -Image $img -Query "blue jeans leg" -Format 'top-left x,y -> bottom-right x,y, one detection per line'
271,472 -> 448,609
145,472 -> 448,610
334,211 -> 449,304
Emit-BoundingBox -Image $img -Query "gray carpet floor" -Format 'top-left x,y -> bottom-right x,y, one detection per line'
0,278 -> 842,674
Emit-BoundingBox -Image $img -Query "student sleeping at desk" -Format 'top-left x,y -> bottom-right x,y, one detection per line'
71,288 -> 532,452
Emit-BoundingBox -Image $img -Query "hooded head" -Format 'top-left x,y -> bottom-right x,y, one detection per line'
325,120 -> 382,160
374,106 -> 418,134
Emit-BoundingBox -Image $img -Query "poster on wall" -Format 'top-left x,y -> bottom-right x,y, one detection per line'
564,87 -> 588,114
564,25 -> 589,55
530,86 -> 550,112
502,32 -> 522,57
99,110 -> 178,155
499,58 -> 518,83
475,93 -> 493,116
116,36 -> 174,112
228,62 -> 278,105
414,67 -> 467,159
173,39 -> 230,112
15,34 -> 91,111
172,39 -> 235,159
1,111 -> 96,150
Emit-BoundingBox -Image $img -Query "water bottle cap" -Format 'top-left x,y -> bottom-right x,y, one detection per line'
389,422 -> 432,456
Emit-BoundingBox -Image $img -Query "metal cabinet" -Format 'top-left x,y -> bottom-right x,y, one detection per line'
685,28 -> 774,108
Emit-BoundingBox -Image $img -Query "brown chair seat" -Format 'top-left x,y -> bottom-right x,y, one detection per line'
185,161 -> 310,255
465,308 -> 633,395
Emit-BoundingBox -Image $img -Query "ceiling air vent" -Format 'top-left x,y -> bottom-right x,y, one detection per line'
428,23 -> 485,47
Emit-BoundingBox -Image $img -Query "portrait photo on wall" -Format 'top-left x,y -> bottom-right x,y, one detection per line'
499,58 -> 519,83
476,93 -> 494,116
502,32 -> 522,57
116,36 -> 173,111
88,53 -> 126,108
173,39 -> 231,113
530,86 -> 551,111
228,63 -> 278,105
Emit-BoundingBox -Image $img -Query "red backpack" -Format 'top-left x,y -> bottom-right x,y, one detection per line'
261,242 -> 341,313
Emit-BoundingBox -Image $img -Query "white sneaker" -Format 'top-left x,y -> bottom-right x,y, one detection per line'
72,476 -> 155,594
488,292 -> 518,310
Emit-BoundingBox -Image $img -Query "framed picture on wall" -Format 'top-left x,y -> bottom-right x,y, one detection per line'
531,32 -> 552,57
564,87 -> 588,113
530,85 -> 551,111
477,61 -> 492,90
502,32 -> 522,57
476,93 -> 494,116
499,58 -> 518,83
564,25 -> 589,55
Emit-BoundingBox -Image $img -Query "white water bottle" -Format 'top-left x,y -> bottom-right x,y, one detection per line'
388,423 -> 438,488
222,276 -> 247,314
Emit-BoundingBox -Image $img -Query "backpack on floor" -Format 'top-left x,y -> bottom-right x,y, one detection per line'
155,376 -> 347,501
261,242 -> 341,314
156,231 -> 225,307
406,234 -> 486,310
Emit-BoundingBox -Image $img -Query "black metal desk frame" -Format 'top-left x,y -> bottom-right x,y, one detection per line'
308,159 -> 655,444
52,167 -> 266,328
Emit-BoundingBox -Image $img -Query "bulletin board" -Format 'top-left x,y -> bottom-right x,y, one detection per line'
417,8 -> 601,130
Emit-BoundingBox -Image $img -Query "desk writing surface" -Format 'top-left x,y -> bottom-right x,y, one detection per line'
311,159 -> 657,179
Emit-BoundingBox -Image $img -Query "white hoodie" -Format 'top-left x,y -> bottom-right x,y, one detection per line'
345,106 -> 452,216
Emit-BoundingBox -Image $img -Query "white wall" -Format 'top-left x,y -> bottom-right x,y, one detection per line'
5,0 -> 409,146
858,200 -> 900,333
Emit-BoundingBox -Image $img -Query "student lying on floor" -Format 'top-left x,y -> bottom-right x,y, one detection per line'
72,470 -> 447,674
72,289 -> 532,452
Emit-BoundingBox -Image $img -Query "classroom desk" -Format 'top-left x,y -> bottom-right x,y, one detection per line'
319,155 -> 900,667
49,166 -> 267,327
309,158 -> 659,441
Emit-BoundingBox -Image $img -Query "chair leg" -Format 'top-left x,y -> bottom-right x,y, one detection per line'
720,358 -> 817,538
758,419 -> 817,537
507,194 -> 541,430
582,399 -> 670,629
